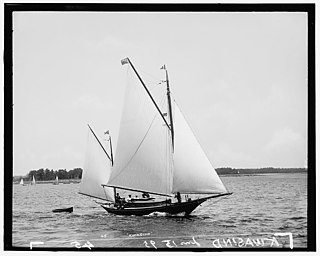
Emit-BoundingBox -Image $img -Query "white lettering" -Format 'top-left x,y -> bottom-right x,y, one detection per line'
238,237 -> 244,247
222,238 -> 233,247
212,239 -> 222,248
252,238 -> 264,247
274,232 -> 293,249
245,238 -> 254,247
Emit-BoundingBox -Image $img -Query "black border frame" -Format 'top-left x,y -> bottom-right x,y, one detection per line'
4,3 -> 316,252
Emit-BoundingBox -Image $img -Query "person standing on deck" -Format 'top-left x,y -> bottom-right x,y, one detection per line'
175,192 -> 181,203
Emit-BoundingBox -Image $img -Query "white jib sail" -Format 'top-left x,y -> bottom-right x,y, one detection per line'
172,102 -> 227,194
80,128 -> 114,201
107,65 -> 173,195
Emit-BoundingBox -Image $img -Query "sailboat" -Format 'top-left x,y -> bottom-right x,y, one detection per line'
53,175 -> 59,185
80,58 -> 232,216
30,175 -> 36,185
20,178 -> 26,186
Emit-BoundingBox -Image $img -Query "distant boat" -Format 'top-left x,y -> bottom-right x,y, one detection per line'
52,207 -> 73,213
20,178 -> 26,186
30,175 -> 36,185
80,58 -> 232,216
53,176 -> 59,185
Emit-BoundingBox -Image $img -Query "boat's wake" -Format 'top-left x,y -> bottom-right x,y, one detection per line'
144,211 -> 186,217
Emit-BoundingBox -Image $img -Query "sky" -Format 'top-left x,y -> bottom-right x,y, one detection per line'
12,11 -> 308,176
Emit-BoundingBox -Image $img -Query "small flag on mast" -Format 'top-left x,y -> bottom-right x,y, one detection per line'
160,65 -> 166,70
121,58 -> 129,65
104,130 -> 109,135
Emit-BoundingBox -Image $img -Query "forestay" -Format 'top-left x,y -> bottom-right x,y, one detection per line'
80,128 -> 114,201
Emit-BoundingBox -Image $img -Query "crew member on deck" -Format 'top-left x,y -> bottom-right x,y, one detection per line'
142,192 -> 150,198
115,193 -> 120,203
175,192 -> 181,203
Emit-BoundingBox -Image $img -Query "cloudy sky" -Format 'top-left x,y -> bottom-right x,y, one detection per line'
13,11 -> 307,176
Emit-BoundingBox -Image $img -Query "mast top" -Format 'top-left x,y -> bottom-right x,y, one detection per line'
121,57 -> 172,132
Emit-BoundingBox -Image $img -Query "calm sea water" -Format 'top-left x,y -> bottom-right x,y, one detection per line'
12,173 -> 307,249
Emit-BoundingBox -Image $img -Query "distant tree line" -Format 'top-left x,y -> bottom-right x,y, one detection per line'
13,167 -> 307,182
215,167 -> 307,175
24,168 -> 83,181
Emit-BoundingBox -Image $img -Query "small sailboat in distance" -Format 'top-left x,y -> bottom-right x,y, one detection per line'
80,58 -> 232,216
53,175 -> 59,185
20,178 -> 26,186
30,175 -> 36,185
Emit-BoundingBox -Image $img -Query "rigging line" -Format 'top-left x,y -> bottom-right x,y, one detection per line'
127,58 -> 171,131
110,93 -> 167,183
87,124 -> 111,161
109,110 -> 160,183
139,69 -> 162,84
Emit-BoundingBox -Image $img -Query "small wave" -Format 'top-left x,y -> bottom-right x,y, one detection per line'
219,224 -> 237,228
279,224 -> 290,230
296,233 -> 307,238
289,216 -> 306,220
240,219 -> 252,223
38,216 -> 54,219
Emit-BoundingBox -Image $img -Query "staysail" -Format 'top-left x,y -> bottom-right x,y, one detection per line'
172,102 -> 227,194
107,62 -> 173,196
80,126 -> 114,201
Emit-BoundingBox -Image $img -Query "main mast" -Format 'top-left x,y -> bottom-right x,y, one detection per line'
164,66 -> 174,151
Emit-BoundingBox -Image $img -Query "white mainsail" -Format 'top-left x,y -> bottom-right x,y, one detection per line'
107,64 -> 173,196
80,127 -> 114,201
172,102 -> 227,194
20,178 -> 24,185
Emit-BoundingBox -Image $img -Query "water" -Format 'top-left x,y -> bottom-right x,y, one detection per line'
13,173 -> 307,249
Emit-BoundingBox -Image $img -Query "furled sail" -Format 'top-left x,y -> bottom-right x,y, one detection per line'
80,127 -> 114,201
107,64 -> 173,196
172,102 -> 227,194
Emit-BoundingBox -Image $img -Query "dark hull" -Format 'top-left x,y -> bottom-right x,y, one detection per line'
52,207 -> 73,213
102,193 -> 232,216
102,198 -> 208,216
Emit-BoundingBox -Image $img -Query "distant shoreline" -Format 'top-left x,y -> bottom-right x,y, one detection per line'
216,167 -> 307,175
13,179 -> 81,185
13,167 -> 307,181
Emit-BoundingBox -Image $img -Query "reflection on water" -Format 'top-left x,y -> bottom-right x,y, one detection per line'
13,173 -> 307,249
